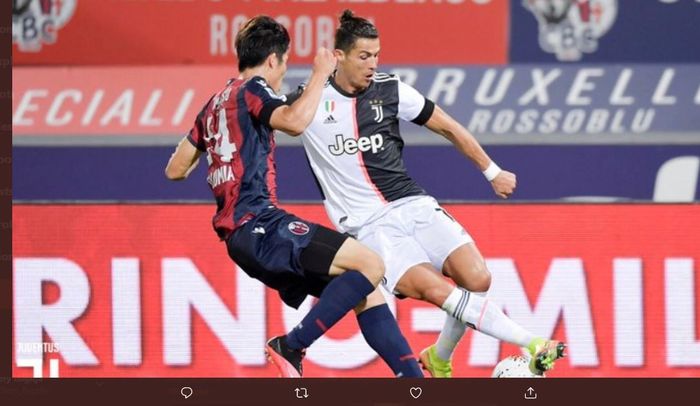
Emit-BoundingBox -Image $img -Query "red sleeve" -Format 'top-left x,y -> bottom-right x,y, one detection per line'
186,95 -> 214,152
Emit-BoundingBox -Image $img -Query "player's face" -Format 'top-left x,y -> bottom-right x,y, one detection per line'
269,50 -> 289,93
336,38 -> 380,92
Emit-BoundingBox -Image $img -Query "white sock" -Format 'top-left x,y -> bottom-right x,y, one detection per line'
434,315 -> 466,360
441,288 -> 536,348
434,291 -> 488,360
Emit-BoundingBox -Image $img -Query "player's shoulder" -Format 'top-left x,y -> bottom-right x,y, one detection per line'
370,72 -> 403,95
244,76 -> 269,88
244,76 -> 287,101
368,72 -> 404,100
242,76 -> 272,93
372,72 -> 400,83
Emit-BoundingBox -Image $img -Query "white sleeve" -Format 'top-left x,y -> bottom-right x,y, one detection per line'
397,79 -> 427,122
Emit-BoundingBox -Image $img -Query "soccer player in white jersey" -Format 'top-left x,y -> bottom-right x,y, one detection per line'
294,10 -> 566,377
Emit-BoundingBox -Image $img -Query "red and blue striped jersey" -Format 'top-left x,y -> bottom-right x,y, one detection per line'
187,76 -> 286,240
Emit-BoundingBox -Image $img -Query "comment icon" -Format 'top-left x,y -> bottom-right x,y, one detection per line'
181,386 -> 193,399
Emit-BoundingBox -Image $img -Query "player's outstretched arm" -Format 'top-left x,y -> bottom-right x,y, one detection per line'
165,137 -> 202,181
269,48 -> 336,136
424,105 -> 516,199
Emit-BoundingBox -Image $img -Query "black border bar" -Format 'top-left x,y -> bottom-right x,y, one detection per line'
1,378 -> 699,406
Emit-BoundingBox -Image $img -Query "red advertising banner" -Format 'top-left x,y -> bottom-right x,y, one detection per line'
12,66 -> 229,136
12,0 -> 508,66
12,204 -> 700,378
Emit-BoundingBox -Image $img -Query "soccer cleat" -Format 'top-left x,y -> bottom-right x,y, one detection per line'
527,338 -> 567,376
418,345 -> 453,378
265,336 -> 305,378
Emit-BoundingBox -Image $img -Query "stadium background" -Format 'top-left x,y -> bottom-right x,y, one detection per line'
11,0 -> 700,378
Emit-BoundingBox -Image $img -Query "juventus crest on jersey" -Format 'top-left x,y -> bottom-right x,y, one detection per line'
299,72 -> 435,234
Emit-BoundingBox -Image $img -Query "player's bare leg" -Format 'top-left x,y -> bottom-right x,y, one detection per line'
442,243 -> 491,292
395,264 -> 456,377
395,253 -> 566,377
327,237 -> 385,283
425,242 -> 487,373
445,243 -> 565,376
353,287 -> 387,313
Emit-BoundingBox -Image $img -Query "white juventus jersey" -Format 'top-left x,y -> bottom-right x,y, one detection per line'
297,73 -> 435,234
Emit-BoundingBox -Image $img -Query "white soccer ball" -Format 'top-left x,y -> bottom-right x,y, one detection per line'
491,355 -> 543,378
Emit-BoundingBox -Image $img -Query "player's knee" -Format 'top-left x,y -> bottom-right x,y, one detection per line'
449,259 -> 492,292
354,289 -> 386,314
356,250 -> 385,286
468,265 -> 491,292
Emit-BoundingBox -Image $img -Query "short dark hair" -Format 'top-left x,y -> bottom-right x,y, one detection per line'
235,16 -> 290,71
334,10 -> 379,52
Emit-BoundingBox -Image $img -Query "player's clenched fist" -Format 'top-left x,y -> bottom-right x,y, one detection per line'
312,48 -> 337,77
491,170 -> 516,199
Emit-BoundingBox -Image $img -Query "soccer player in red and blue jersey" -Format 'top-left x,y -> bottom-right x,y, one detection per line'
165,16 -> 422,378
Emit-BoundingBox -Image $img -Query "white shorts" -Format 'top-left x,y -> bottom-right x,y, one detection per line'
356,196 -> 474,295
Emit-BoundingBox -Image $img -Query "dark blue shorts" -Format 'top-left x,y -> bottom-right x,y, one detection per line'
226,208 -> 349,309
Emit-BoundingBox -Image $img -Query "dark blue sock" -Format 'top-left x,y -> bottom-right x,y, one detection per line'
358,304 -> 423,377
286,270 -> 374,350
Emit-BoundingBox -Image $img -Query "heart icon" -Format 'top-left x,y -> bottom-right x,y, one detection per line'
410,387 -> 422,399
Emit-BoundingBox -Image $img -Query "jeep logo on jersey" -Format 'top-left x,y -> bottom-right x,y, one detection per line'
288,221 -> 310,236
328,134 -> 384,156
12,0 -> 78,52
523,0 -> 617,62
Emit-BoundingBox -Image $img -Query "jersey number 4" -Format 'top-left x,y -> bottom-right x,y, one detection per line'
205,108 -> 237,166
